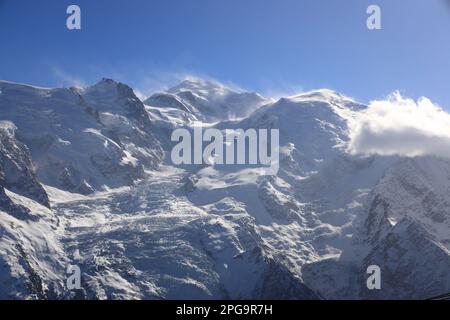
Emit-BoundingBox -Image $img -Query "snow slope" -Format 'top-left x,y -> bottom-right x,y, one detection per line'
0,79 -> 163,194
0,124 -> 68,299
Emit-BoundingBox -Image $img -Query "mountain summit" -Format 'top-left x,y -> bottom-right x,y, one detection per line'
145,78 -> 269,122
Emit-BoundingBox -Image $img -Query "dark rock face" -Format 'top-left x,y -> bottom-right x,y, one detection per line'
0,187 -> 34,221
303,156 -> 450,300
255,260 -> 321,300
0,123 -> 50,208
358,219 -> 450,300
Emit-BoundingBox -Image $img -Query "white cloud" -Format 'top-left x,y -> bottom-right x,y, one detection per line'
132,89 -> 146,101
348,92 -> 450,158
52,67 -> 86,88
261,83 -> 305,100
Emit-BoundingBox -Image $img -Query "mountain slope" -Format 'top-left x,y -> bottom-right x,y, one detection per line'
0,121 -> 49,207
0,79 -> 163,194
0,123 -> 68,299
51,166 -> 319,299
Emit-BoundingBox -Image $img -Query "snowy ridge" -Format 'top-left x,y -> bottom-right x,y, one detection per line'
145,79 -> 269,123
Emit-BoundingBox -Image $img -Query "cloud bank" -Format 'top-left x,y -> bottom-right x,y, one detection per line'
348,92 -> 450,159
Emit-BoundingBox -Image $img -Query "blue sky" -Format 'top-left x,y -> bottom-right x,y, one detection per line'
1,0 -> 450,106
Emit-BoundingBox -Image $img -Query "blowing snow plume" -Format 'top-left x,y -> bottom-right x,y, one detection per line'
348,92 -> 450,158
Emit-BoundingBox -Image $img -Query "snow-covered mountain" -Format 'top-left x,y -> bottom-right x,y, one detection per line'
145,79 -> 269,124
0,79 -> 163,195
0,78 -> 449,299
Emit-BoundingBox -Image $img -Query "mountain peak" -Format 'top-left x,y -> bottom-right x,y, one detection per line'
288,89 -> 347,102
141,78 -> 268,121
168,78 -> 238,98
85,78 -> 140,100
88,78 -> 121,90
279,88 -> 366,113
